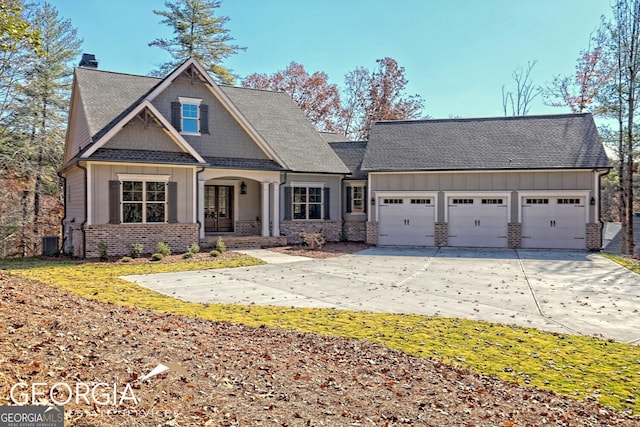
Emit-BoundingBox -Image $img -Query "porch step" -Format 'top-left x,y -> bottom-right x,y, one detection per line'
201,235 -> 287,250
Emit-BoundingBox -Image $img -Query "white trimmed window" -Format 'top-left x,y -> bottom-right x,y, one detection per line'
351,185 -> 364,213
122,181 -> 167,223
293,186 -> 323,220
178,97 -> 202,135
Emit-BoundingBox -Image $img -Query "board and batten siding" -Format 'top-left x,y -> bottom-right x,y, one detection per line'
90,164 -> 195,225
65,167 -> 85,223
152,78 -> 269,160
369,171 -> 596,222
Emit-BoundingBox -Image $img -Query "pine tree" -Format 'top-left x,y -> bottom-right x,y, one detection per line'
149,0 -> 245,84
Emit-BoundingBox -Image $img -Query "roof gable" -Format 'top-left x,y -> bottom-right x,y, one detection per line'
362,113 -> 610,171
329,141 -> 368,179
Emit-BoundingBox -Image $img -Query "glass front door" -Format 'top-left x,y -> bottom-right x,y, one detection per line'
204,185 -> 234,232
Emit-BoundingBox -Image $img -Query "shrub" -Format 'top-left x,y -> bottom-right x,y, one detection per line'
120,256 -> 133,263
215,237 -> 227,253
128,242 -> 144,258
210,249 -> 220,257
187,242 -> 200,254
97,242 -> 108,261
299,231 -> 326,249
156,242 -> 171,257
182,252 -> 194,259
151,253 -> 164,261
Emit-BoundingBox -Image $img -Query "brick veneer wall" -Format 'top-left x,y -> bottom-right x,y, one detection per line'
365,221 -> 378,245
508,223 -> 522,249
343,221 -> 366,242
435,222 -> 447,247
84,223 -> 199,258
235,220 -> 261,236
280,220 -> 342,244
586,222 -> 602,250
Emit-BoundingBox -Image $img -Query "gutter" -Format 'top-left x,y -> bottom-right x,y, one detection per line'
195,166 -> 205,238
57,171 -> 67,254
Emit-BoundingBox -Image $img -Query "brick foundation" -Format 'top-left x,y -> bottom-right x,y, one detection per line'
280,220 -> 342,244
435,222 -> 448,247
586,222 -> 602,250
84,223 -> 199,258
508,223 -> 522,249
235,220 -> 261,236
343,221 -> 366,242
365,221 -> 378,245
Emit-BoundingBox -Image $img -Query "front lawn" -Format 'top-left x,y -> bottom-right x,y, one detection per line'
2,255 -> 639,415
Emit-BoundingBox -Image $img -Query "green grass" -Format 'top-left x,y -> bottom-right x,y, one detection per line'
2,256 -> 639,415
602,252 -> 640,274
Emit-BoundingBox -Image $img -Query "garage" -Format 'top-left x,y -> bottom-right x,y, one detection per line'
521,196 -> 586,249
378,196 -> 435,246
447,195 -> 508,248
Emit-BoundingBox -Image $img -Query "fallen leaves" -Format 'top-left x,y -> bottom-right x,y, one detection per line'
1,272 -> 639,426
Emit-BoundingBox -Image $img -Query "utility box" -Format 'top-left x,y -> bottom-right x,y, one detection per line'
42,236 -> 59,256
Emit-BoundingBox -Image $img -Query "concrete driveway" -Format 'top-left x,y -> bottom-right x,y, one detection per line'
123,247 -> 640,344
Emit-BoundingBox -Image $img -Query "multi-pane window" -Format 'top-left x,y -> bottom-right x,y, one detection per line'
182,103 -> 199,133
526,198 -> 549,204
452,198 -> 474,204
558,198 -> 581,204
293,187 -> 323,220
122,181 -> 166,223
352,186 -> 364,212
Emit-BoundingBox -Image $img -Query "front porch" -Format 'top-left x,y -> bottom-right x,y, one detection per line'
201,234 -> 286,249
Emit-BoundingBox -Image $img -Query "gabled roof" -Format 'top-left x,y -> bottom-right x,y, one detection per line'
220,86 -> 349,174
329,141 -> 368,179
74,67 -> 160,143
71,58 -> 349,174
362,113 -> 610,171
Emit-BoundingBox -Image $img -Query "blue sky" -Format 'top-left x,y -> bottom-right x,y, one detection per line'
50,0 -> 612,121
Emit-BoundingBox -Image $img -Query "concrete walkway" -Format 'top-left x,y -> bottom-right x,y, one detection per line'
123,247 -> 640,344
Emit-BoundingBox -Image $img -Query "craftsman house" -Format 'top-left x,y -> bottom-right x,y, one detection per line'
59,56 -> 610,257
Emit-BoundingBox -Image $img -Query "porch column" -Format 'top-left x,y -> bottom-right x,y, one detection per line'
261,182 -> 269,237
271,182 -> 280,237
198,179 -> 205,239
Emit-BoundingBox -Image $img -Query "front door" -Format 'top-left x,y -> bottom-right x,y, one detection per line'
204,185 -> 234,232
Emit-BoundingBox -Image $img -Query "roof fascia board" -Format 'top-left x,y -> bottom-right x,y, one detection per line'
144,58 -> 287,168
80,100 -> 205,164
366,168 -> 605,174
82,160 -> 200,169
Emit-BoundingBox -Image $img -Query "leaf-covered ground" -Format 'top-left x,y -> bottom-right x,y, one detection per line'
1,272 -> 638,426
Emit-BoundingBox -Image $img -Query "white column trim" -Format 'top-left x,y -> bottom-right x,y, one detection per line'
261,182 -> 270,237
198,179 -> 205,239
271,182 -> 280,237
86,163 -> 92,225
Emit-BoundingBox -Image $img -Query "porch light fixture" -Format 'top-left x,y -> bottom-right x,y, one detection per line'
371,197 -> 375,206
590,196 -> 595,206
240,181 -> 247,195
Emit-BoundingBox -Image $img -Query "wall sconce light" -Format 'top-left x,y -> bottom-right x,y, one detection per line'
590,196 -> 595,206
240,181 -> 247,195
371,197 -> 376,206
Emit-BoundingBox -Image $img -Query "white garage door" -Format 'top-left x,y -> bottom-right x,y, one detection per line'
378,197 -> 435,246
448,197 -> 508,248
521,197 -> 586,249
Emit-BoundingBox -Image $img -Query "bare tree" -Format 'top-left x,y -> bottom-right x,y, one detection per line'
501,60 -> 541,116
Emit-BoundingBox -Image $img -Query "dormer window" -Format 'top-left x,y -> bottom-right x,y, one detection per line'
171,97 -> 209,135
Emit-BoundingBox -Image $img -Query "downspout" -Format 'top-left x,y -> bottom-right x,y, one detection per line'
196,166 -> 205,239
57,171 -> 67,254
597,168 -> 610,250
77,162 -> 88,259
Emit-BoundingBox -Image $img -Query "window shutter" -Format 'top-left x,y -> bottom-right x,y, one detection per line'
364,185 -> 368,213
200,104 -> 209,134
323,187 -> 330,220
167,182 -> 178,223
346,186 -> 352,213
284,187 -> 292,220
171,102 -> 181,131
108,180 -> 121,224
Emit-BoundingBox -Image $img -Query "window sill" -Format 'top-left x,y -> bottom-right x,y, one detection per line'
180,131 -> 201,137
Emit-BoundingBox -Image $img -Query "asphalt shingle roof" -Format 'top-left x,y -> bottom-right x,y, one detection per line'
362,113 -> 610,171
220,86 -> 349,174
329,141 -> 368,179
91,148 -> 201,164
74,67 -> 160,143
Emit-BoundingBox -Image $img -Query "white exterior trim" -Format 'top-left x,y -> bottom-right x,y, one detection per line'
144,58 -> 287,168
116,174 -> 171,182
86,163 -> 92,226
81,100 -> 206,164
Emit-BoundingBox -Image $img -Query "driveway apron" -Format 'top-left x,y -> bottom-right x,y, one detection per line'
123,247 -> 640,344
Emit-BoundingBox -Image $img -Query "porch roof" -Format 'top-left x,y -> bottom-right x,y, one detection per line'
203,157 -> 285,171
